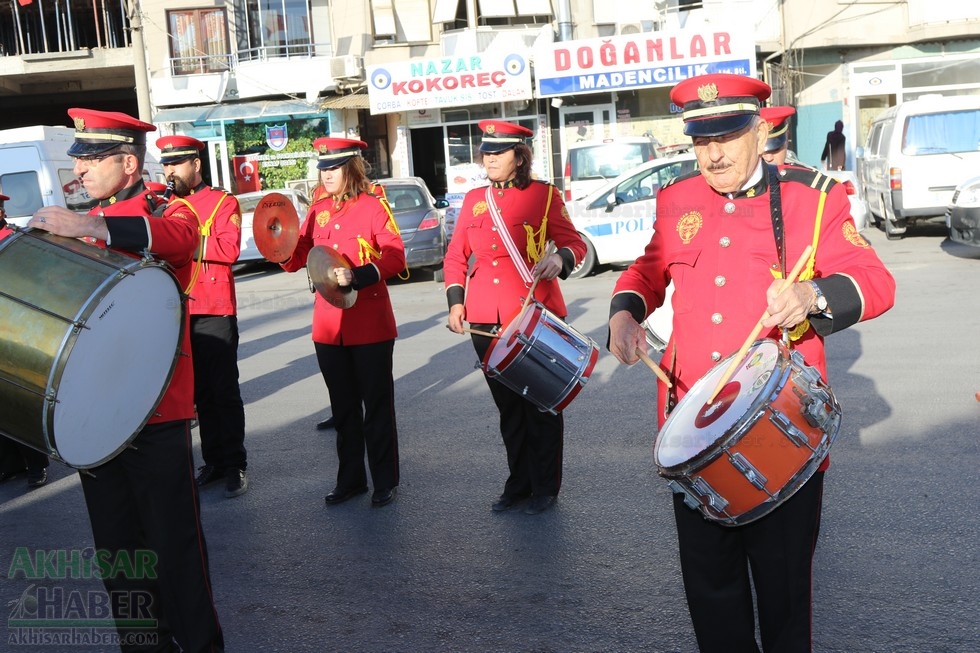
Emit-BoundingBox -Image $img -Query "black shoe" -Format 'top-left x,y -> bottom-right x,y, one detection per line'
524,495 -> 557,515
224,469 -> 248,498
195,465 -> 223,487
316,416 -> 336,430
26,468 -> 48,488
491,493 -> 530,512
324,485 -> 368,505
0,467 -> 27,484
371,487 -> 397,507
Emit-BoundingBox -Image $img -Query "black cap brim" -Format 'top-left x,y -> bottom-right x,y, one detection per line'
67,141 -> 121,157
316,153 -> 358,170
683,113 -> 757,138
159,154 -> 198,166
479,141 -> 519,154
764,133 -> 788,153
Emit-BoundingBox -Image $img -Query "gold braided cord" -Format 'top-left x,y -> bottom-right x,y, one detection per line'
524,187 -> 553,263
357,236 -> 382,265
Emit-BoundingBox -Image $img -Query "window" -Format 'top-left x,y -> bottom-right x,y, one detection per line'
238,0 -> 314,61
168,9 -> 231,75
903,110 -> 980,155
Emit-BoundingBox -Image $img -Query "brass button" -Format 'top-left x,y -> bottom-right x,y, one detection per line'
491,244 -> 498,250
719,236 -> 731,247
715,276 -> 726,287
492,260 -> 498,266
711,312 -> 723,325
493,278 -> 500,285
711,351 -> 722,362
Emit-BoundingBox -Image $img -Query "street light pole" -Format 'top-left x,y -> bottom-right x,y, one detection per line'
128,0 -> 153,122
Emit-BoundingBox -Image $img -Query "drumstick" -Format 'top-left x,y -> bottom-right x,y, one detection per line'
445,325 -> 500,339
706,245 -> 814,405
520,241 -> 558,312
635,347 -> 672,388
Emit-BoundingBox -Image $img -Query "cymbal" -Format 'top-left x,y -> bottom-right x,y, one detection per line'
251,192 -> 299,262
307,245 -> 358,309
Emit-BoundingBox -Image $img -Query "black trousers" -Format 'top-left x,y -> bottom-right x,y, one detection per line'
315,340 -> 399,492
190,315 -> 247,471
673,471 -> 825,653
470,326 -> 564,499
80,420 -> 224,653
0,436 -> 49,475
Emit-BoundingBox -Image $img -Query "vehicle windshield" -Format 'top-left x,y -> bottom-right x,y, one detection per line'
569,142 -> 654,182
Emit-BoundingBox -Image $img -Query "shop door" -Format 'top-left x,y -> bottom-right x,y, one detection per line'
410,127 -> 447,197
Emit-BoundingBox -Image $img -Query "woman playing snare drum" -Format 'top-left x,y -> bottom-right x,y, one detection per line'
444,120 -> 586,515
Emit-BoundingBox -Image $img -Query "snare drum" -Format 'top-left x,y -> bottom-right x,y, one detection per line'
0,230 -> 184,469
640,283 -> 674,353
482,302 -> 599,414
654,338 -> 841,526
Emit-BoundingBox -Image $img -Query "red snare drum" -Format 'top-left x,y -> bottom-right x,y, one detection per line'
654,339 -> 841,526
482,302 -> 599,414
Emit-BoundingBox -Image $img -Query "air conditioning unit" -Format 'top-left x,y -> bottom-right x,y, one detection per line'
616,22 -> 643,35
330,55 -> 364,81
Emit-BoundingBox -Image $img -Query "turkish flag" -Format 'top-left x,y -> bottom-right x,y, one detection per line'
232,154 -> 260,193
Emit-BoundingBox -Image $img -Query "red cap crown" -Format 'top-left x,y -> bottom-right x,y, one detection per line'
67,108 -> 156,157
478,120 -> 533,153
760,105 -> 796,152
313,137 -> 368,170
157,135 -> 205,164
145,181 -> 169,193
670,74 -> 771,138
0,193 -> 9,202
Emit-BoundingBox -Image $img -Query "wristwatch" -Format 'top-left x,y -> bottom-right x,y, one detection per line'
808,281 -> 828,314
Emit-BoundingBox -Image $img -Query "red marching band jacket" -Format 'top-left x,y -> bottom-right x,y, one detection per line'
444,180 -> 586,324
612,166 -> 896,440
281,188 -> 406,345
180,184 -> 242,316
87,183 -> 201,423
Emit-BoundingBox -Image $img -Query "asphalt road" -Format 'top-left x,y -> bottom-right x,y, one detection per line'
2,221 -> 978,652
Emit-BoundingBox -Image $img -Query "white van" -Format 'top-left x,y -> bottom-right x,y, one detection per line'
0,126 -> 164,227
562,137 -> 658,201
858,95 -> 980,239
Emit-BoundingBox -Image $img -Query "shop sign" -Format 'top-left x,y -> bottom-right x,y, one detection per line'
534,28 -> 756,98
367,53 -> 533,115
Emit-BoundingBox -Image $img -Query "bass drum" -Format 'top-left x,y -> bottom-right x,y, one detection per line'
654,338 -> 841,526
0,230 -> 184,469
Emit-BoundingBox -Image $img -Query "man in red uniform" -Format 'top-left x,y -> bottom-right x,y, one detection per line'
608,75 -> 895,652
28,109 -> 224,652
760,105 -> 796,165
158,135 -> 249,498
0,193 -> 51,488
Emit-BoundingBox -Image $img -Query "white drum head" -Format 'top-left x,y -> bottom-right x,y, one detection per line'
483,303 -> 538,373
656,339 -> 780,468
50,265 -> 182,468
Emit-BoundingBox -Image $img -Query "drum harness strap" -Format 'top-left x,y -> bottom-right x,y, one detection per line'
485,186 -> 549,287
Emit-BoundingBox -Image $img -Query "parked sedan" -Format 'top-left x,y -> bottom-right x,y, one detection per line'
822,169 -> 870,232
235,189 -> 309,262
946,175 -> 980,247
375,177 -> 450,281
565,154 -> 698,278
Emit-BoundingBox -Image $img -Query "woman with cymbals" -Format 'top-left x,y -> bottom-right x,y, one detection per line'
444,120 -> 587,515
280,137 -> 406,508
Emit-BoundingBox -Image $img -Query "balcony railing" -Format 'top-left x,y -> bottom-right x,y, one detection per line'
168,42 -> 331,76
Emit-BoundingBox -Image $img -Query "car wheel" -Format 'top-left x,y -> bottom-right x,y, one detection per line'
568,236 -> 596,279
433,264 -> 444,283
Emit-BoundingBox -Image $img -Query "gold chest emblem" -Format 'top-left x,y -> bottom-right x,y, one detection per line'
472,200 -> 488,216
842,221 -> 868,248
677,211 -> 703,244
316,210 -> 331,227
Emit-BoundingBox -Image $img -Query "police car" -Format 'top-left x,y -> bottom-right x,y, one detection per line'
566,153 -> 698,278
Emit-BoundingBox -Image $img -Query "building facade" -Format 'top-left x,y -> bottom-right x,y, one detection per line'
1,0 -> 979,196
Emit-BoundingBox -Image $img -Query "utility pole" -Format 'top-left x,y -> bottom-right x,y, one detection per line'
128,0 -> 153,122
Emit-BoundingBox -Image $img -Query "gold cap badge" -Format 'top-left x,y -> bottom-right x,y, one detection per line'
486,124 -> 496,134
697,83 -> 719,103
73,116 -> 86,131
